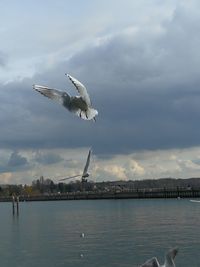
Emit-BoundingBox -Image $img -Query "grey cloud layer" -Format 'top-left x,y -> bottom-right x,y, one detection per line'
7,151 -> 27,168
0,150 -> 66,174
0,151 -> 28,173
0,51 -> 7,67
1,4 -> 200,156
34,152 -> 63,165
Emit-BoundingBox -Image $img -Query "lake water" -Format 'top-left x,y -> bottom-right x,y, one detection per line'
0,199 -> 199,267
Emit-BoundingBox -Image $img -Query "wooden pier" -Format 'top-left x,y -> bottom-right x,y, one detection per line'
1,188 -> 200,202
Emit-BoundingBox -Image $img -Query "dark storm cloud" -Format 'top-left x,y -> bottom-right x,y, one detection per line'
34,152 -> 63,165
0,151 -> 28,173
1,4 -> 200,155
7,151 -> 28,167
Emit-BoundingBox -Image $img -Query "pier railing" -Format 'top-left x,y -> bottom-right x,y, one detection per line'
1,187 -> 200,202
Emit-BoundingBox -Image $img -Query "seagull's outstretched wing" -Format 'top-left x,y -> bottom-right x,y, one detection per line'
82,149 -> 91,176
164,247 -> 178,267
58,174 -> 81,181
33,84 -> 71,107
66,74 -> 91,106
140,257 -> 160,267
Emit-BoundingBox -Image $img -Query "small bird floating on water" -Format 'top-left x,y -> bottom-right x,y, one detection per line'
80,233 -> 85,238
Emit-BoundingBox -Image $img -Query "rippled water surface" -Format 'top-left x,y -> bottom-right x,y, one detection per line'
0,199 -> 199,267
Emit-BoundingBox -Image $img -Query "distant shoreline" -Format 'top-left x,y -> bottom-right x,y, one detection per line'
1,188 -> 200,202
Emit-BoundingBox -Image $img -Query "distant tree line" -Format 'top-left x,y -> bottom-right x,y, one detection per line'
0,177 -> 200,197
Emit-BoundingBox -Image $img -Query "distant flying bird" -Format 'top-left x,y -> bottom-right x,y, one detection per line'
59,149 -> 92,182
33,74 -> 98,121
140,247 -> 178,267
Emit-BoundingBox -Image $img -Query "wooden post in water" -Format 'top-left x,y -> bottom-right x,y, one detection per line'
16,196 -> 19,215
12,195 -> 19,215
12,195 -> 15,215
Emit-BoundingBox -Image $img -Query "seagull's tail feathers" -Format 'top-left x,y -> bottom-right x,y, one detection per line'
87,108 -> 98,121
75,108 -> 98,121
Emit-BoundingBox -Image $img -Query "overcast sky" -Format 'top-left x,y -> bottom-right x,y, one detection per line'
1,0 -> 200,184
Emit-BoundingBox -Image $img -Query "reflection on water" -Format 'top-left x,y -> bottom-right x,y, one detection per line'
0,199 -> 199,267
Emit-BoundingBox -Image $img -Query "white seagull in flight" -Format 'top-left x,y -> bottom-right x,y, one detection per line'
59,149 -> 92,182
33,74 -> 98,121
140,247 -> 178,267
